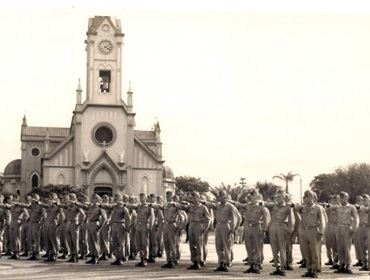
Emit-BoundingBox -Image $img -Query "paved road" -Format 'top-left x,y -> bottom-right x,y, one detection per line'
0,234 -> 368,279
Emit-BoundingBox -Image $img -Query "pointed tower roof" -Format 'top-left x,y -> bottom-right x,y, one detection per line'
87,16 -> 123,35
22,114 -> 27,127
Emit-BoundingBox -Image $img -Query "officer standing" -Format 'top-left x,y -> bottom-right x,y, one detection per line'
78,194 -> 107,264
101,193 -> 131,266
58,193 -> 86,263
266,191 -> 295,276
99,194 -> 111,261
334,191 -> 359,274
126,193 -> 154,267
295,190 -> 325,278
173,192 -> 211,270
203,190 -> 238,272
0,194 -> 11,258
231,189 -> 270,274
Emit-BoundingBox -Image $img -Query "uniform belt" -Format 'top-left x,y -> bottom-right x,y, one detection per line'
302,226 -> 317,230
247,223 -> 261,227
337,224 -> 351,227
359,224 -> 369,227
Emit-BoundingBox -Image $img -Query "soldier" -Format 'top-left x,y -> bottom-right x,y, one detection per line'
0,194 -> 29,260
148,193 -> 163,263
172,192 -> 211,270
20,195 -> 32,257
324,195 -> 339,268
78,194 -> 107,264
78,195 -> 89,260
25,194 -> 46,261
156,195 -> 164,258
294,190 -> 325,278
355,194 -> 370,271
128,196 -> 138,260
266,191 -> 295,276
230,189 -> 270,274
151,190 -> 180,269
200,194 -> 213,266
173,194 -> 188,264
122,194 -> 130,260
333,191 -> 359,274
42,193 -> 64,262
58,193 -> 86,263
99,195 -> 111,261
101,193 -> 131,266
353,195 -> 364,267
126,193 -> 154,267
0,194 -> 11,258
59,194 -> 70,259
203,190 -> 238,272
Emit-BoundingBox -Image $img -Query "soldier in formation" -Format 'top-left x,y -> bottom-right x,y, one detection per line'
1,188 -> 370,279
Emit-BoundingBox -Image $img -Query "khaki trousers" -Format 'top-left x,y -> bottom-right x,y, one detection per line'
163,223 -> 177,262
215,223 -> 232,265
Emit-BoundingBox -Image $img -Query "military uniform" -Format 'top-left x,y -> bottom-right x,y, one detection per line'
44,202 -> 64,261
129,208 -> 138,259
325,203 -> 338,266
357,204 -> 369,269
174,201 -> 211,269
85,204 -> 107,264
235,201 -> 270,272
61,202 -> 86,262
0,204 -> 10,255
28,201 -> 46,260
298,203 -> 325,276
99,202 -> 111,260
205,200 -> 237,271
333,200 -> 359,272
133,203 -> 154,266
105,203 -> 131,265
267,202 -> 294,275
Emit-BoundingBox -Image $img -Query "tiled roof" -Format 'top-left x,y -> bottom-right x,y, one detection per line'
22,127 -> 70,138
134,130 -> 156,141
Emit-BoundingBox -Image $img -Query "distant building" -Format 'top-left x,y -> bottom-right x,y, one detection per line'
3,16 -> 175,198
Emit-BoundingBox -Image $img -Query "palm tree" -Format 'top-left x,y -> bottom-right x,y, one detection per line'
272,171 -> 300,193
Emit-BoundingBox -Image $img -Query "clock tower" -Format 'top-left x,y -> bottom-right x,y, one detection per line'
85,16 -> 124,105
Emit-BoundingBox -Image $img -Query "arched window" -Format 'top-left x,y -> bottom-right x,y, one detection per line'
57,173 -> 65,185
141,176 -> 149,194
32,174 -> 39,188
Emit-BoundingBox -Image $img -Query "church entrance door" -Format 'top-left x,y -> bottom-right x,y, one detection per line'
94,186 -> 113,197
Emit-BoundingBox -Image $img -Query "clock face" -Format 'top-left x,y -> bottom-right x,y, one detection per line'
98,40 -> 113,55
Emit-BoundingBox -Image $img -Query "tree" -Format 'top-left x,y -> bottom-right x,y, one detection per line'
273,171 -> 300,193
310,163 -> 370,203
255,181 -> 282,201
175,176 -> 210,195
210,183 -> 249,202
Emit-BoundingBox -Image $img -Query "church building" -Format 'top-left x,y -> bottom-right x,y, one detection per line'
1,16 -> 175,198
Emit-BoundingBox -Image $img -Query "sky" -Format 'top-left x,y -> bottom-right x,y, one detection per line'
1,0 -> 370,201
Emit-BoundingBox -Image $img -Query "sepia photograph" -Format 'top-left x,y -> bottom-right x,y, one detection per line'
1,0 -> 370,279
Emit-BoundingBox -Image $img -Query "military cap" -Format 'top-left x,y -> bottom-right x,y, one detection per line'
192,192 -> 200,199
339,191 -> 349,198
69,193 -> 77,202
304,190 -> 316,200
219,190 -> 227,197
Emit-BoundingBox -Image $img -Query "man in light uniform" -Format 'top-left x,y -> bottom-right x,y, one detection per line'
173,192 -> 211,270
128,196 -> 138,260
0,194 -> 30,260
0,194 -> 11,258
126,193 -> 154,267
101,194 -> 131,266
333,191 -> 359,274
230,189 -> 270,274
203,190 -> 238,272
266,191 -> 295,276
78,194 -> 107,264
99,194 -> 111,261
355,194 -> 370,271
295,190 -> 325,278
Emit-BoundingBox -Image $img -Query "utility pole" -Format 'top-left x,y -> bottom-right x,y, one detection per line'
240,177 -> 247,188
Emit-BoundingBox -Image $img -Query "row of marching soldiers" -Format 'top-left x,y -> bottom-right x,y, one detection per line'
0,188 -> 366,278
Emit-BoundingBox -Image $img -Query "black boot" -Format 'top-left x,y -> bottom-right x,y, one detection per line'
20,250 -> 29,257
28,252 -> 39,261
111,258 -> 123,266
325,259 -> 333,266
136,258 -> 147,267
78,253 -> 86,260
98,253 -> 108,261
86,256 -> 98,264
161,261 -> 175,268
244,264 -> 255,273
